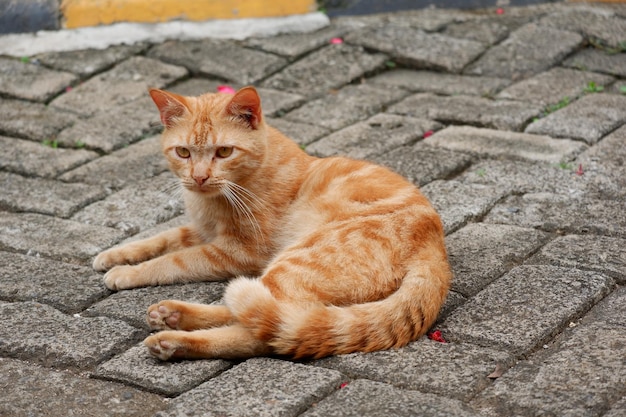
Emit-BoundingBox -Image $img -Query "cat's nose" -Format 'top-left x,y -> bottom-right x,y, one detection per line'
193,175 -> 208,186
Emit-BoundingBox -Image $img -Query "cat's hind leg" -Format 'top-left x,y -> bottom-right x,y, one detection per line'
147,301 -> 234,331
144,325 -> 271,360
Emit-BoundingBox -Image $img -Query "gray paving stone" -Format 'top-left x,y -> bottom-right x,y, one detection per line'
464,24 -> 583,80
0,171 -> 106,218
35,43 -> 148,78
442,265 -> 615,355
538,7 -> 626,48
389,93 -> 541,131
527,234 -> 626,284
426,126 -> 587,164
56,96 -> 162,153
0,97 -> 77,141
563,47 -> 626,77
268,117 -> 331,147
421,180 -> 508,234
96,344 -> 231,396
83,282 -> 226,330
0,302 -> 142,368
284,83 -> 407,131
604,396 -> 626,417
369,69 -> 510,97
0,56 -> 77,102
0,212 -> 125,263
0,358 -> 167,417
526,93 -> 626,144
71,172 -> 184,235
306,113 -> 441,159
148,39 -> 288,84
471,287 -> 626,417
314,338 -> 512,403
261,44 -> 388,97
301,379 -> 481,417
346,26 -> 485,73
50,56 -> 188,116
496,67 -> 615,106
0,251 -> 108,314
0,135 -> 98,178
245,25 -> 350,58
442,18 -> 510,45
383,8 -> 473,32
446,223 -> 551,297
484,193 -> 626,238
438,290 -> 467,322
371,142 -> 473,187
158,358 -> 344,417
59,135 -> 168,190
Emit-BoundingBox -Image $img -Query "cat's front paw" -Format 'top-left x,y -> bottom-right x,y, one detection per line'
147,301 -> 182,330
144,332 -> 181,361
103,265 -> 143,291
93,248 -> 126,272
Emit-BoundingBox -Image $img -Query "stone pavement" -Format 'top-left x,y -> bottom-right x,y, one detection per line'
1,2 -> 625,416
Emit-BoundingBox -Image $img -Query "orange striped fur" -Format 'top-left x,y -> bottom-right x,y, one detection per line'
93,86 -> 451,360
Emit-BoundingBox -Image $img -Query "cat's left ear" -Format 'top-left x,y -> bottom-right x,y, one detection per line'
149,88 -> 190,128
226,86 -> 262,130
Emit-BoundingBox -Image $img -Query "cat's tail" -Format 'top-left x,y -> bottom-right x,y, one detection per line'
224,259 -> 450,359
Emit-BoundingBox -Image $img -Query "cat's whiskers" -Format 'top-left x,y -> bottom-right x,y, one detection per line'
159,177 -> 185,202
218,180 -> 266,249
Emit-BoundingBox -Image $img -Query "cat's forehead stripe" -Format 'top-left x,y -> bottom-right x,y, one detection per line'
190,113 -> 215,146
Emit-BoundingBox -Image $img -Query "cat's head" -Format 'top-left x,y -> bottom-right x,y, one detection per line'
149,86 -> 267,196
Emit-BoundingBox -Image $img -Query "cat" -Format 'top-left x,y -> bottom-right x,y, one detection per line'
93,86 -> 452,360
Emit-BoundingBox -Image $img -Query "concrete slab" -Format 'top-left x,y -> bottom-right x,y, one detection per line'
0,56 -> 77,102
0,97 -> 76,142
389,93 -> 541,131
442,265 -> 615,355
443,18 -> 510,45
0,302 -> 142,368
563,47 -> 626,78
268,118 -> 331,146
245,24 -> 350,58
538,7 -> 626,48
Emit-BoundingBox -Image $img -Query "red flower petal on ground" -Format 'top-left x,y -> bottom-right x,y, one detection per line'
496,8 -> 505,15
217,85 -> 236,94
575,164 -> 584,176
427,330 -> 447,343
330,37 -> 344,44
423,130 -> 434,139
340,382 -> 349,389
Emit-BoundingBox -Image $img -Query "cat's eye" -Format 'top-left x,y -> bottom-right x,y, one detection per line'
175,147 -> 190,159
216,147 -> 233,158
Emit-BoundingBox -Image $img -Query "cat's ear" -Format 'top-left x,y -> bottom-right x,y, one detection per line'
226,86 -> 262,130
149,88 -> 190,128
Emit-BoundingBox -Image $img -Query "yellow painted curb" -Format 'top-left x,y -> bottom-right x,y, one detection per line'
61,0 -> 317,29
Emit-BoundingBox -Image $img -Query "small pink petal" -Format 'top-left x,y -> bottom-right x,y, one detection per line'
340,382 -> 349,389
423,130 -> 434,139
217,85 -> 236,94
575,164 -> 584,176
330,37 -> 344,44
496,8 -> 505,15
65,86 -> 73,92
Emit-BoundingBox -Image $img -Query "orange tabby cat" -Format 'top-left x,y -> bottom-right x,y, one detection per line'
93,86 -> 451,360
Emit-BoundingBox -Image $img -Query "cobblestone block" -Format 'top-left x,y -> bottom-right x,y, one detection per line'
563,47 -> 626,78
471,287 -> 625,416
0,212 -> 125,263
384,8 -> 472,32
159,358 -> 344,417
369,70 -> 510,97
442,265 -> 615,355
605,397 -> 626,417
389,93 -> 541,131
496,67 -> 614,106
525,93 -> 626,144
35,43 -> 148,78
347,26 -> 485,73
59,135 -> 167,190
97,344 -> 231,396
301,379 -> 481,417
306,113 -> 440,159
443,18 -> 510,45
0,358 -> 167,417
372,143 -> 473,187
426,126 -> 587,164
56,96 -> 161,153
246,25 -> 350,58
0,135 -> 98,178
51,56 -> 188,116
484,193 -> 626,238
446,223 -> 551,297
0,57 -> 77,102
0,251 -> 108,314
464,24 -> 582,80
284,84 -> 408,131
421,180 -> 508,234
0,172 -> 106,218
71,172 -> 184,235
526,234 -> 626,284
269,118 -> 331,146
538,8 -> 626,48
83,282 -> 226,330
0,302 -> 142,368
438,290 -> 466,322
149,39 -> 288,84
0,98 -> 76,141
261,44 -> 388,97
315,339 -> 512,403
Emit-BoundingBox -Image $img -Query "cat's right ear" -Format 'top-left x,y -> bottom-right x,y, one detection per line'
149,88 -> 189,128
